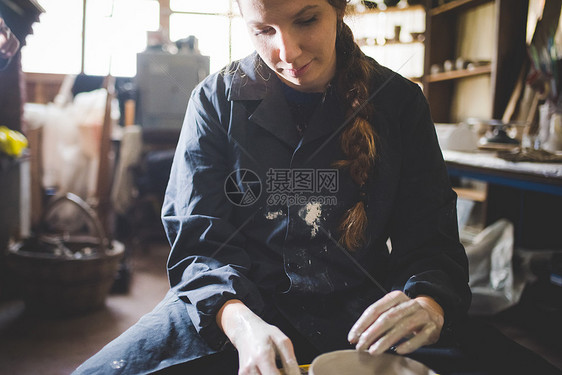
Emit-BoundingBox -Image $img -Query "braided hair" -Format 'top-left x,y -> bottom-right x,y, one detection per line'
328,0 -> 377,251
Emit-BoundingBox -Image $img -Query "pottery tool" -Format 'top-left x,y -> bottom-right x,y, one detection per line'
278,364 -> 310,374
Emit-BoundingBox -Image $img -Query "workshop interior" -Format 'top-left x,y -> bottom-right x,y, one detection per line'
0,0 -> 561,374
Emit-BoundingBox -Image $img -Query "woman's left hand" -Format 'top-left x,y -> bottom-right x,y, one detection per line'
347,290 -> 444,355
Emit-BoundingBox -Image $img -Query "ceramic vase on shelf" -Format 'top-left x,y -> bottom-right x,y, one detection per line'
538,101 -> 562,153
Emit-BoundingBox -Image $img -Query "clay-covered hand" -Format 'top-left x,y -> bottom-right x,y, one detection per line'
217,300 -> 301,375
347,290 -> 444,355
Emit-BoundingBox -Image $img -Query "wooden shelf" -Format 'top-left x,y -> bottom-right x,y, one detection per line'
453,187 -> 487,202
426,64 -> 492,82
422,0 -> 528,124
428,0 -> 493,17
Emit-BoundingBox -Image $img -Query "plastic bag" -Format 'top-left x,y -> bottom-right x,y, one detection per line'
40,88 -> 118,199
465,219 -> 526,315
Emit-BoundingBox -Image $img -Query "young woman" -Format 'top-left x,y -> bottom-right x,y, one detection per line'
73,0 -> 560,374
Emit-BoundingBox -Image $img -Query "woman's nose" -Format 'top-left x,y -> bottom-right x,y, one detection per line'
277,31 -> 301,64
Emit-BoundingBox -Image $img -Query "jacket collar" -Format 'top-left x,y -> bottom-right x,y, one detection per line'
228,52 -> 274,101
228,52 -> 345,150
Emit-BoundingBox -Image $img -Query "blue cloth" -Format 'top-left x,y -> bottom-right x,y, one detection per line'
73,291 -> 220,374
74,52 -> 473,374
280,82 -> 323,137
162,52 -> 471,351
72,294 -> 562,374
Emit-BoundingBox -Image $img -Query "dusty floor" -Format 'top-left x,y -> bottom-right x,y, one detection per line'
0,241 -> 170,375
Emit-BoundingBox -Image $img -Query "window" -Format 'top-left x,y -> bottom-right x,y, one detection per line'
22,0 -> 159,77
168,0 -> 253,74
84,0 -> 159,76
21,0 -> 252,77
21,0 -> 83,74
20,1 -> 423,79
169,0 -> 231,14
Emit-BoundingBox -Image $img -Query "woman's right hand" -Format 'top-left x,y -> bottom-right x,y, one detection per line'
217,300 -> 301,375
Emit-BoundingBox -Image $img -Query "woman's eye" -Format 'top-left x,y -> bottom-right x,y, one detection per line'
255,27 -> 274,36
298,16 -> 317,25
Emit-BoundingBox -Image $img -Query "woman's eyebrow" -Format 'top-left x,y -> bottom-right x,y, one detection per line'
293,4 -> 319,18
247,5 -> 319,26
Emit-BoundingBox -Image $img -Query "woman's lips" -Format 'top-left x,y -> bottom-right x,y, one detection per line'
286,62 -> 311,78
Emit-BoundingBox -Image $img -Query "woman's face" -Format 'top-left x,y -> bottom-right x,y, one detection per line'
238,0 -> 339,93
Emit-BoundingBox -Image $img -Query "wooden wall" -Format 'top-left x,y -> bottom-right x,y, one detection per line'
24,72 -> 64,104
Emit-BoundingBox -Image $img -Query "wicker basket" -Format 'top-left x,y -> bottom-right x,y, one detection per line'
8,193 -> 124,316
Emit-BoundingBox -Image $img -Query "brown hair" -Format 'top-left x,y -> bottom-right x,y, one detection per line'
328,0 -> 377,251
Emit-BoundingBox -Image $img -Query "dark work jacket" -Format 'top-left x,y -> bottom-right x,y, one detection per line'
162,52 -> 471,358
